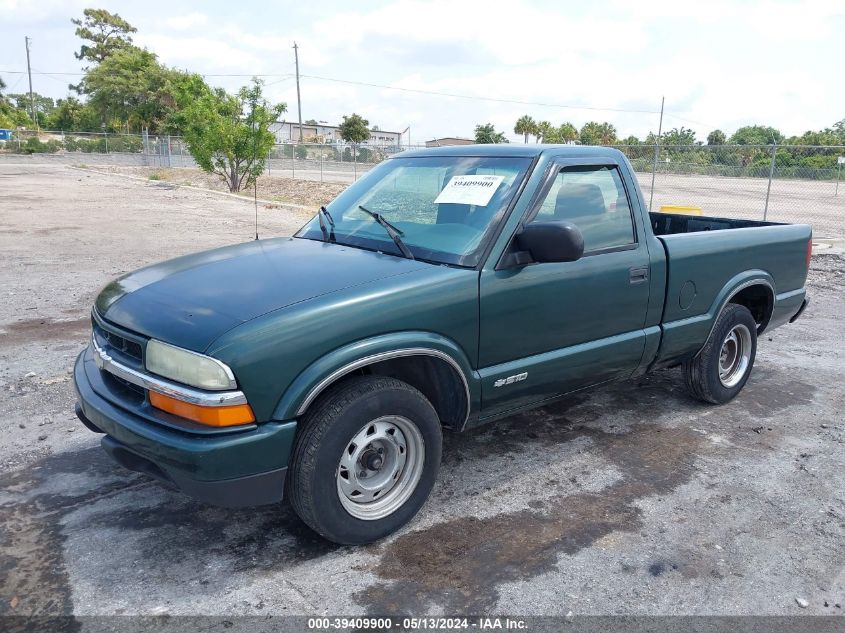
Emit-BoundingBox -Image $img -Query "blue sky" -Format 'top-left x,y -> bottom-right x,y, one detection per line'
2,0 -> 843,142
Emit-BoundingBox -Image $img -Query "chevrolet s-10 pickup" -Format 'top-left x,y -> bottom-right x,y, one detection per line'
74,145 -> 811,544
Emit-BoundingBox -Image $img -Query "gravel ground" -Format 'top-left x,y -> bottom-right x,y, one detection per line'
92,165 -> 348,208
0,164 -> 844,620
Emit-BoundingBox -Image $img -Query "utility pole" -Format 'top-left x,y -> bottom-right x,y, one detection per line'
293,42 -> 303,144
763,143 -> 777,220
24,36 -> 37,128
648,96 -> 665,212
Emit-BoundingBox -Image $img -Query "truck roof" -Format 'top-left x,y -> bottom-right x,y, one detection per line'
397,144 -> 625,159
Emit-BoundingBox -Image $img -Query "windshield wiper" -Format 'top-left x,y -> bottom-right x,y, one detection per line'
357,205 -> 414,260
317,205 -> 335,242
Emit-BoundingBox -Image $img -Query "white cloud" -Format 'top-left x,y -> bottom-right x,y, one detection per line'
163,12 -> 208,31
137,34 -> 260,70
2,0 -> 842,141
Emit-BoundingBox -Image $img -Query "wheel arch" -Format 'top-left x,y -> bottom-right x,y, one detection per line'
698,272 -> 774,356
274,332 -> 478,430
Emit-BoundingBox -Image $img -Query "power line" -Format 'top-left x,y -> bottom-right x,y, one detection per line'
1,68 -> 662,116
0,70 -> 296,78
299,73 -> 663,115
2,66 -> 722,128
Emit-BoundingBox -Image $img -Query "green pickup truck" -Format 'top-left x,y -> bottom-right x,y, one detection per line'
74,145 -> 811,544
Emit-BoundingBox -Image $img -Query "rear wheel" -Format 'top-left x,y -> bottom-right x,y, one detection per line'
287,375 -> 442,545
683,303 -> 758,404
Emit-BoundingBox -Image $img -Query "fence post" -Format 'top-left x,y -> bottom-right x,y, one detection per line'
763,143 -> 777,221
267,149 -> 271,176
291,145 -> 295,179
836,159 -> 842,197
320,147 -> 323,183
353,146 -> 357,181
104,132 -> 108,154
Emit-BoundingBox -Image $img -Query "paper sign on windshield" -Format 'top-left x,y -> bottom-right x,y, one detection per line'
433,175 -> 504,207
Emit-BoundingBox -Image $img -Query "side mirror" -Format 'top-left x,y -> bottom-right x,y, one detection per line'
515,220 -> 584,263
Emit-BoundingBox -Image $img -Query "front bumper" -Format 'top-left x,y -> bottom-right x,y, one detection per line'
73,346 -> 297,507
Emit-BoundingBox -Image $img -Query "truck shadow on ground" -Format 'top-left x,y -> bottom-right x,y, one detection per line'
0,365 -> 815,616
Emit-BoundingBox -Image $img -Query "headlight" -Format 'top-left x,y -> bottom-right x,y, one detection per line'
145,340 -> 237,391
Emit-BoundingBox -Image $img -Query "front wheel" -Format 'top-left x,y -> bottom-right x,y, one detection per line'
287,375 -> 442,545
683,303 -> 758,404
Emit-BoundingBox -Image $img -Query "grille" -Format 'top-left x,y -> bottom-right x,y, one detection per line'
104,372 -> 146,401
93,321 -> 143,364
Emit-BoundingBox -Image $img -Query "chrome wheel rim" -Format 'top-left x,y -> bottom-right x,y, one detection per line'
718,324 -> 752,388
336,415 -> 425,521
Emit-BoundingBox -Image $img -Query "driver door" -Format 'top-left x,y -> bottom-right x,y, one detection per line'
478,158 -> 652,418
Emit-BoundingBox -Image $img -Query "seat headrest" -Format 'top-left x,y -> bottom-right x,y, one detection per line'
555,183 -> 606,217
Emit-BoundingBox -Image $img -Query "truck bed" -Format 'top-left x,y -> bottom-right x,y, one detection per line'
649,212 -> 780,235
649,213 -> 812,367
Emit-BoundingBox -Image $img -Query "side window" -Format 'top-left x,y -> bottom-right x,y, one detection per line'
533,165 -> 635,251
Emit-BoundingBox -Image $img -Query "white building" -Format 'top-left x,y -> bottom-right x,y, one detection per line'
269,121 -> 403,146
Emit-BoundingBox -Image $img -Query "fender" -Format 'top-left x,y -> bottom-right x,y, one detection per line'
655,269 -> 775,367
272,331 -> 480,424
694,270 -> 775,355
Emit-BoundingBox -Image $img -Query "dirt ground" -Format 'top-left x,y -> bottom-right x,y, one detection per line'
1,164 -> 844,620
93,165 -> 348,208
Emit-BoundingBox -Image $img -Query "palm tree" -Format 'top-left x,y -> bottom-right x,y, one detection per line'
535,120 -> 552,143
597,122 -> 618,145
514,115 -> 536,143
558,122 -> 578,143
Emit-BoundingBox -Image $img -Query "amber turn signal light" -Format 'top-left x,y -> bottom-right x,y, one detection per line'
149,391 -> 255,427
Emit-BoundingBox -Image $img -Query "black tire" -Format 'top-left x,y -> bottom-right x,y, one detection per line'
286,375 -> 442,545
683,303 -> 758,404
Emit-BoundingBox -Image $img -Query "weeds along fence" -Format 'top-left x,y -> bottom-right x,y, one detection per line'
2,131 -> 844,237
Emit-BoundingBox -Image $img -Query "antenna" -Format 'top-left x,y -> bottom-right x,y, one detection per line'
250,84 -> 260,241
254,179 -> 259,241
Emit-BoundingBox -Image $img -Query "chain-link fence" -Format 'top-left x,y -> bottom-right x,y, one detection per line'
615,144 -> 845,237
2,131 -> 843,237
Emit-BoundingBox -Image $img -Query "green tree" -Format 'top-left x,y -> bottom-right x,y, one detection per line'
514,115 -> 536,143
832,119 -> 845,144
558,122 -> 579,143
580,121 -> 617,145
338,113 -> 370,162
44,97 -> 85,130
72,8 -> 137,66
474,123 -> 508,144
535,120 -> 552,143
728,125 -> 783,166
80,47 -> 183,133
165,72 -> 215,134
181,79 -> 286,192
729,125 -> 783,145
338,113 -> 370,144
546,122 -> 579,143
0,79 -> 34,129
707,129 -> 726,145
662,126 -> 697,146
7,93 -> 55,121
619,135 -> 642,145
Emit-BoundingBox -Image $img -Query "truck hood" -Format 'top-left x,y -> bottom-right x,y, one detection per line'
97,237 -> 429,351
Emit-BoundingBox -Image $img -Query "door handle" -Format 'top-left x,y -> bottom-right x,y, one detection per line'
629,266 -> 649,284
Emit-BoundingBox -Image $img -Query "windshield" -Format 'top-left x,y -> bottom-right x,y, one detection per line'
296,155 -> 532,266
